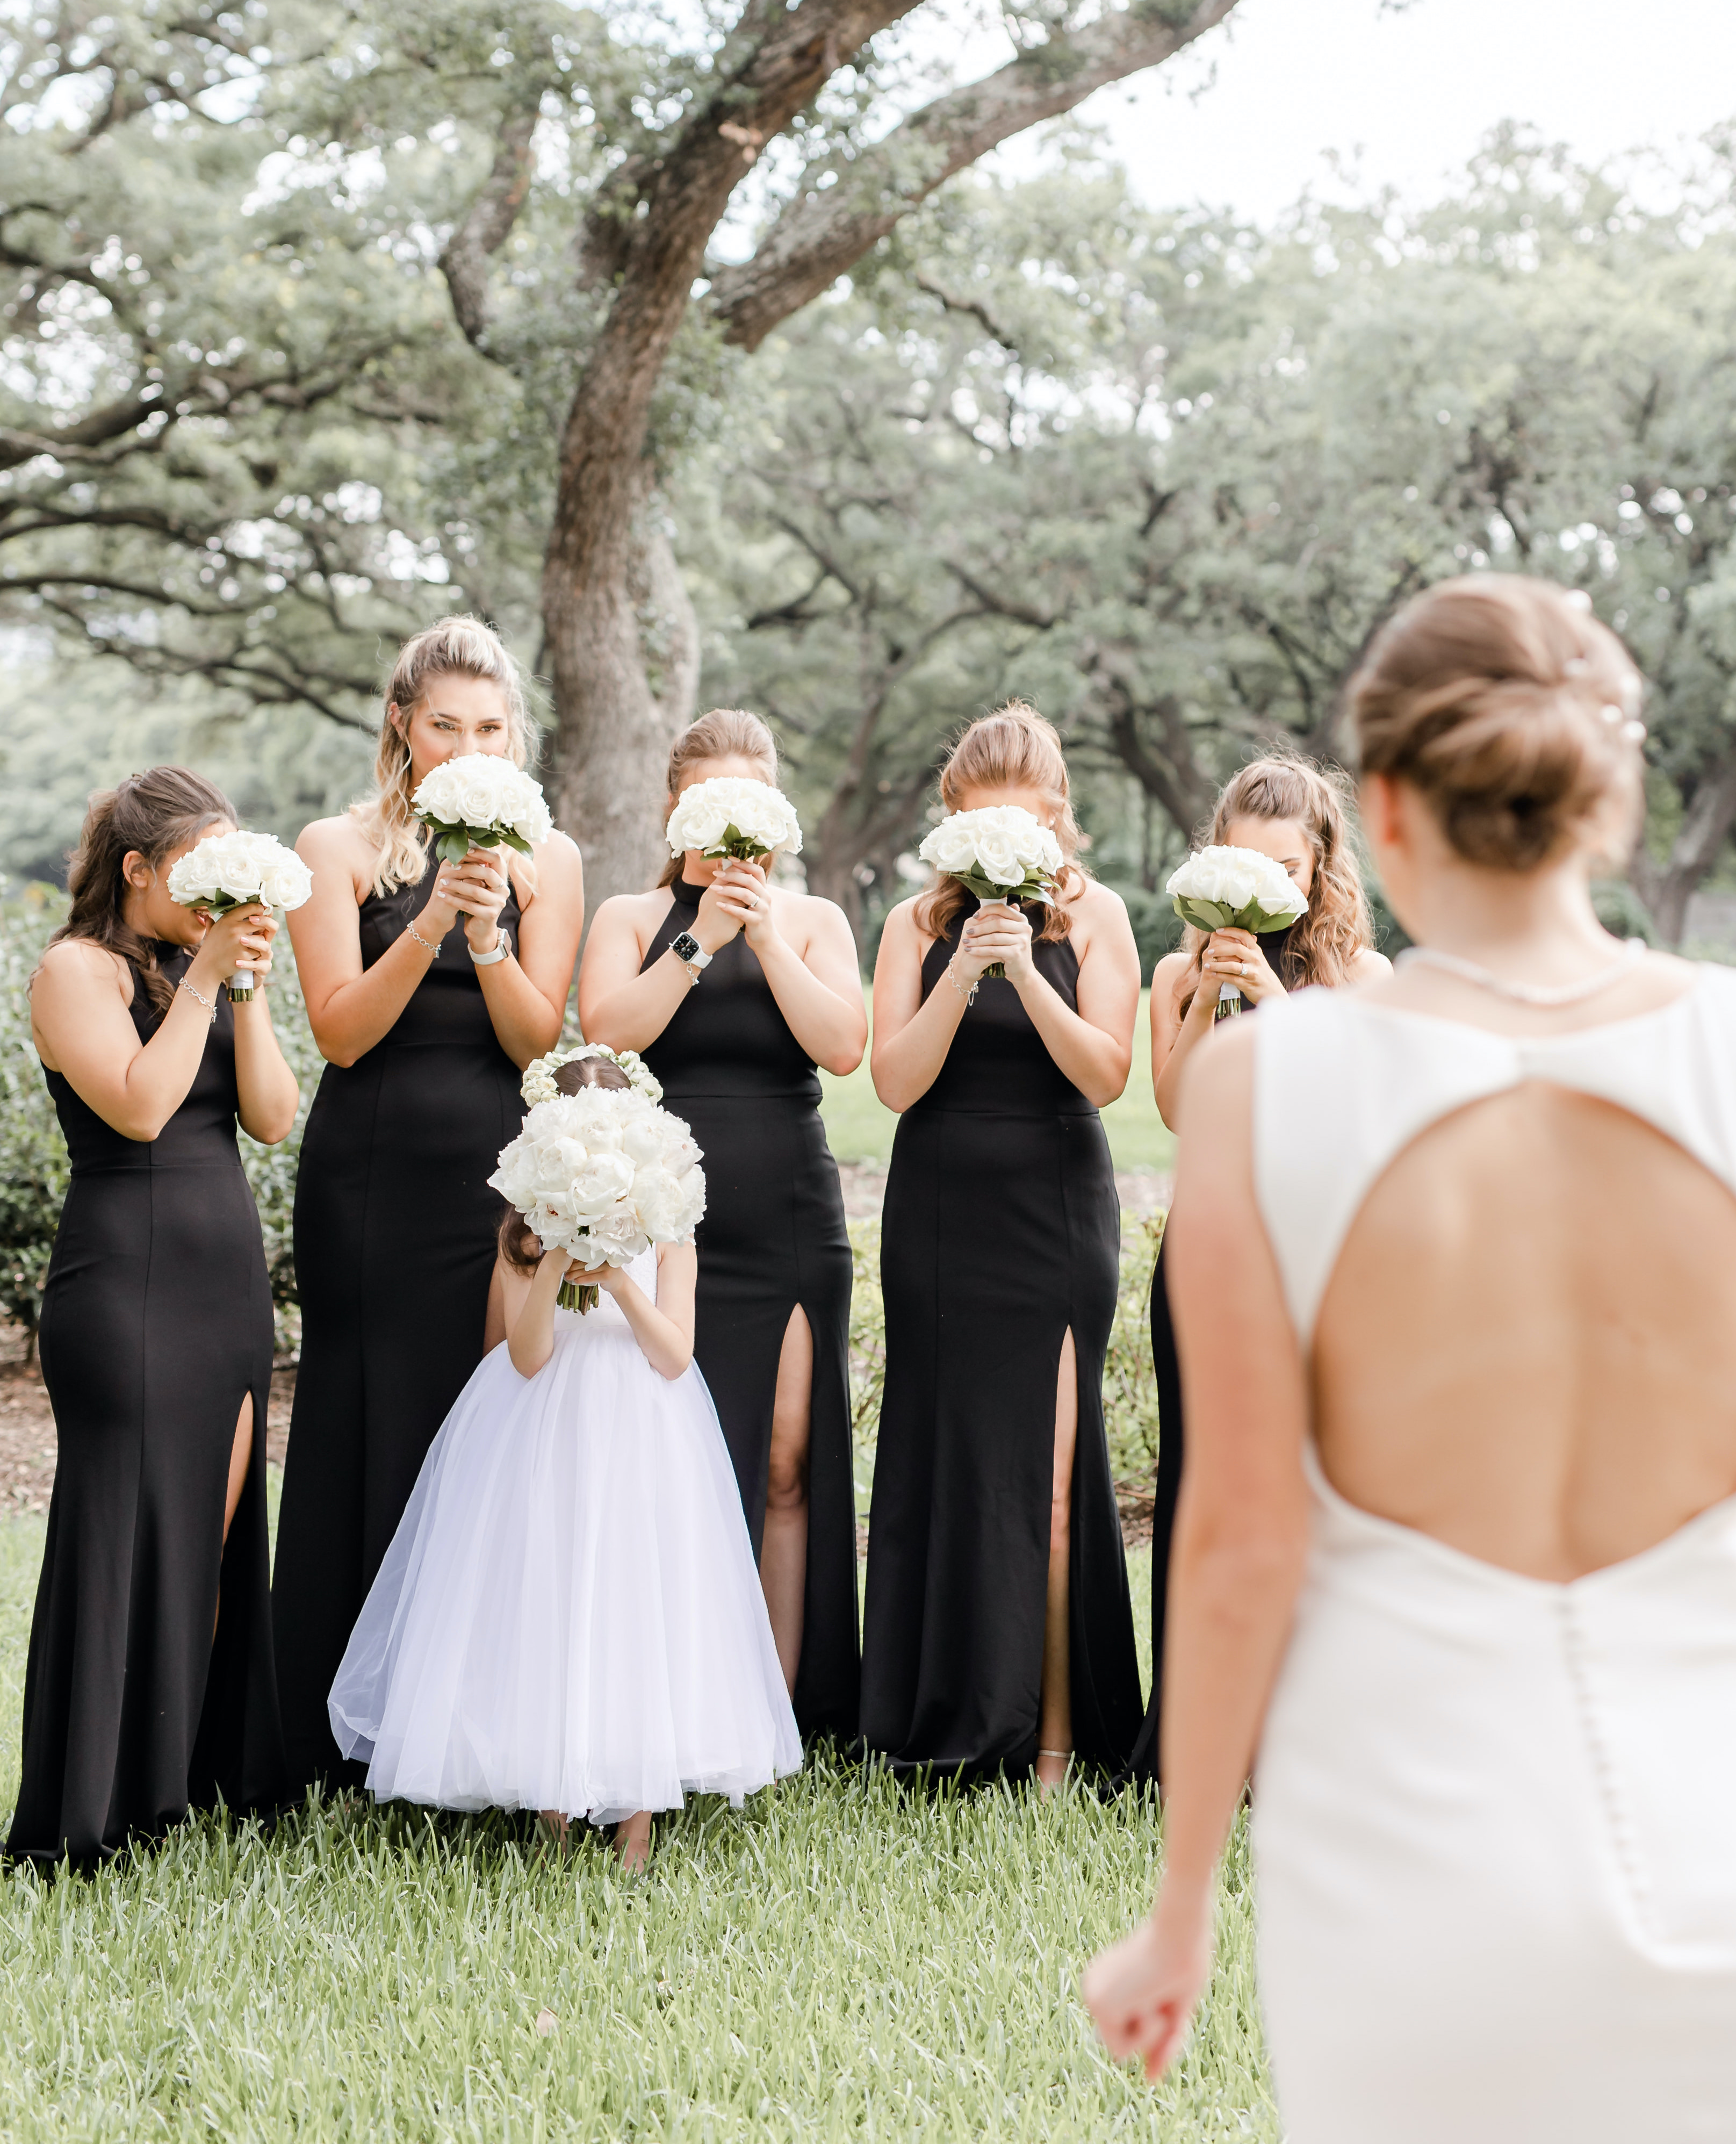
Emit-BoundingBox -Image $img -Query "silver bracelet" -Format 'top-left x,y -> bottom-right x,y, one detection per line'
405,919 -> 443,958
946,959 -> 979,1010
178,976 -> 217,1020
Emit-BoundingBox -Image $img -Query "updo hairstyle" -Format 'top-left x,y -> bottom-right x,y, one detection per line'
914,702 -> 1088,945
658,707 -> 780,889
46,766 -> 235,1013
1349,575 -> 1644,871
497,1056 -> 632,1272
357,615 -> 535,895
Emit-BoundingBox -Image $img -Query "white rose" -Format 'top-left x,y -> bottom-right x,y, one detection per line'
564,1149 -> 636,1219
455,767 -> 504,826
973,830 -> 1023,886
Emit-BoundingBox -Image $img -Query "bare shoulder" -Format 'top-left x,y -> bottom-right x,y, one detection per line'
532,828 -> 584,881
1348,947 -> 1393,985
589,887 -> 672,950
1152,949 -> 1193,999
297,812 -> 371,864
878,894 -> 926,952
36,936 -> 129,995
781,887 -> 856,947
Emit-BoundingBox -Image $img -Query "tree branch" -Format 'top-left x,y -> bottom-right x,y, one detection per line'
440,99 -> 541,351
710,0 -> 1241,350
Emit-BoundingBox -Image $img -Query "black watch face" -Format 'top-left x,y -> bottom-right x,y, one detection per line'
671,931 -> 700,963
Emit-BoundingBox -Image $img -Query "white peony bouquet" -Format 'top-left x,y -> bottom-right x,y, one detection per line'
488,1087 -> 706,1313
1165,844 -> 1307,1018
520,1042 -> 663,1109
410,753 -> 553,865
665,775 -> 803,864
918,804 -> 1064,985
167,830 -> 313,1002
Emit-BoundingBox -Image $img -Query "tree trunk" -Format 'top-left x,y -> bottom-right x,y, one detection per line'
543,466 -> 699,923
1630,746 -> 1736,947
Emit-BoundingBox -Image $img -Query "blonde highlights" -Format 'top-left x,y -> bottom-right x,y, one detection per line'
914,703 -> 1088,944
352,615 -> 535,895
659,708 -> 780,888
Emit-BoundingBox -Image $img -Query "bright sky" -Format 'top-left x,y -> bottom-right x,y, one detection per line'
1004,0 -> 1736,218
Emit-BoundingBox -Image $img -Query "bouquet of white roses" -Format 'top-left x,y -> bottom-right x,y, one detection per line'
167,830 -> 313,1001
665,775 -> 803,864
1165,844 -> 1307,1018
917,804 -> 1064,984
411,753 -> 553,866
488,1087 -> 706,1312
520,1042 -> 662,1109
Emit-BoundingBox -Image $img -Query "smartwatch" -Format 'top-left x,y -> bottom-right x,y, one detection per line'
469,926 -> 511,967
670,931 -> 712,974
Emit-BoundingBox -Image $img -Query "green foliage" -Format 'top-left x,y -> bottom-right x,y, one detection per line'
0,1509 -> 1274,2141
1105,1214 -> 1166,1488
1119,887 -> 1186,983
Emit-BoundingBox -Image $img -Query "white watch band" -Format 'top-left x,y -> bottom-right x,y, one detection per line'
469,927 -> 510,967
686,947 -> 713,970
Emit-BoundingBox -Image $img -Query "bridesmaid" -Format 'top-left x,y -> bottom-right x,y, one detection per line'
579,707 -> 867,1738
273,616 -> 585,1797
863,703 -> 1144,1787
9,769 -> 298,1866
1128,753 -> 1386,1786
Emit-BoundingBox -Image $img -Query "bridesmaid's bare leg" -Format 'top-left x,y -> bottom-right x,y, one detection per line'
214,1391 -> 256,1638
760,1304 -> 813,1695
1036,1331 -> 1078,1794
614,1810 -> 652,1870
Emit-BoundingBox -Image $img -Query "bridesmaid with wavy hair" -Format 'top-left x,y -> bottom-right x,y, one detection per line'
1129,752 -> 1387,1786
273,616 -> 585,1798
579,707 -> 867,1739
864,703 -> 1144,1787
10,768 -> 298,1865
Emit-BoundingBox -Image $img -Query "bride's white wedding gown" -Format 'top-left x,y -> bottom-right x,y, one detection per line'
1249,976 -> 1736,2142
328,1250 -> 801,1826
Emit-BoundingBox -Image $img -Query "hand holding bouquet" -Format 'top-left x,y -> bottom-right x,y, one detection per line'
489,1087 -> 706,1313
411,753 -> 553,866
665,775 -> 803,865
918,805 -> 1063,990
167,830 -> 313,1001
1165,845 -> 1307,1019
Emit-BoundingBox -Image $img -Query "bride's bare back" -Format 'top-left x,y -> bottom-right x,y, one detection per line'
1313,968 -> 1736,1579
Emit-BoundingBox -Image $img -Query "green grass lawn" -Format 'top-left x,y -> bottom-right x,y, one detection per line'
821,991 -> 1175,1173
0,1486 -> 1272,2140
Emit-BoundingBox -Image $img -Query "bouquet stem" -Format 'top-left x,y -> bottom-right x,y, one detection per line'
227,968 -> 254,1004
558,1279 -> 600,1314
1214,981 -> 1243,1023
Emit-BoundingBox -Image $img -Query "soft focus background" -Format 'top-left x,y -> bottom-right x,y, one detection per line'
4,1 -> 1734,2134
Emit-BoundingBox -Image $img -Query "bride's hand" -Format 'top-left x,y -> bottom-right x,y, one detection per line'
1201,927 -> 1283,1006
1081,1895 -> 1214,2082
951,901 -> 1035,987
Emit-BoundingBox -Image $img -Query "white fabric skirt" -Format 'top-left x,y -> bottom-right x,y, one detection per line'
1254,1445 -> 1736,2143
328,1301 -> 802,1825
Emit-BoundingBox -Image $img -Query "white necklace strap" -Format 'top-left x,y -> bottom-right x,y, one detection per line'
1394,938 -> 1648,1008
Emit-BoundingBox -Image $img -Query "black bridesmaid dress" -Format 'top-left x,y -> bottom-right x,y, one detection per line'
860,915 -> 1144,1778
1125,922 -> 1302,1787
272,862 -> 522,1796
8,945 -> 283,1866
639,880 -> 859,1739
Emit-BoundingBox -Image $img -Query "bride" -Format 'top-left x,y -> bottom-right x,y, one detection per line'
1084,574 -> 1736,2140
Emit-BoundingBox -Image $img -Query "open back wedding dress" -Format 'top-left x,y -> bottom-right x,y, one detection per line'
1250,974 -> 1736,2142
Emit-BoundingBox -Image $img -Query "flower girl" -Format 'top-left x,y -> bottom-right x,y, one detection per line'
327,1055 -> 801,1867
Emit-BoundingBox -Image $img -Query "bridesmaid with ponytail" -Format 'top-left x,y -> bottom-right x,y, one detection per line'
579,708 -> 867,1739
272,617 -> 584,1799
9,770 -> 298,1865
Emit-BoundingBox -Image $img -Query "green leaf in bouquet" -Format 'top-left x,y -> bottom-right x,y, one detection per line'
1173,895 -> 1235,932
495,828 -> 534,857
436,829 -> 471,863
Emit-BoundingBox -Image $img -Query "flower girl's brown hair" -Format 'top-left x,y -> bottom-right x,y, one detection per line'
498,1057 -> 634,1274
914,702 -> 1088,946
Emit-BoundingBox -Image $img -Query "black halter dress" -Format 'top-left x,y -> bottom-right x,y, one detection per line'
271,859 -> 523,1797
638,880 -> 859,1740
8,945 -> 283,1866
860,913 -> 1144,1778
1125,920 -> 1302,1787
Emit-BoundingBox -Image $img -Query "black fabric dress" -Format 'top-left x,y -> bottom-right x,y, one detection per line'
638,880 -> 859,1740
8,945 -> 283,1867
272,864 -> 522,1797
1125,922 -> 1302,1788
860,916 -> 1143,1778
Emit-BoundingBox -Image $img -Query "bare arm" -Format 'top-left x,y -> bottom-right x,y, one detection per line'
32,906 -> 292,1144
1002,890 -> 1140,1107
503,1242 -> 698,1381
1083,1026 -> 1312,2077
506,1248 -> 568,1378
1151,952 -> 1220,1132
729,865 -> 867,1075
229,929 -> 300,1146
476,832 -> 585,1066
868,900 -> 973,1113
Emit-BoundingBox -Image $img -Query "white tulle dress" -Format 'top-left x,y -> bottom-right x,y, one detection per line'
327,1249 -> 802,1825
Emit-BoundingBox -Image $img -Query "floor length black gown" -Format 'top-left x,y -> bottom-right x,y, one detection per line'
1125,922 -> 1301,1787
272,864 -> 522,1796
860,916 -> 1143,1778
639,880 -> 859,1739
8,945 -> 283,1866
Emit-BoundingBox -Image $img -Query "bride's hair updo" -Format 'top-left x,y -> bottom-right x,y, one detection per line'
659,707 -> 780,889
356,615 -> 534,895
46,766 -> 234,1013
914,702 -> 1088,945
498,1057 -> 633,1273
1349,575 -> 1644,871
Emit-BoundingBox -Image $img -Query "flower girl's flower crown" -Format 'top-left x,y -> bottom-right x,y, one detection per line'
520,1043 -> 663,1109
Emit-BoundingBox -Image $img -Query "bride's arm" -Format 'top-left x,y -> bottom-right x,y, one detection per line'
1082,1023 -> 1311,2078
